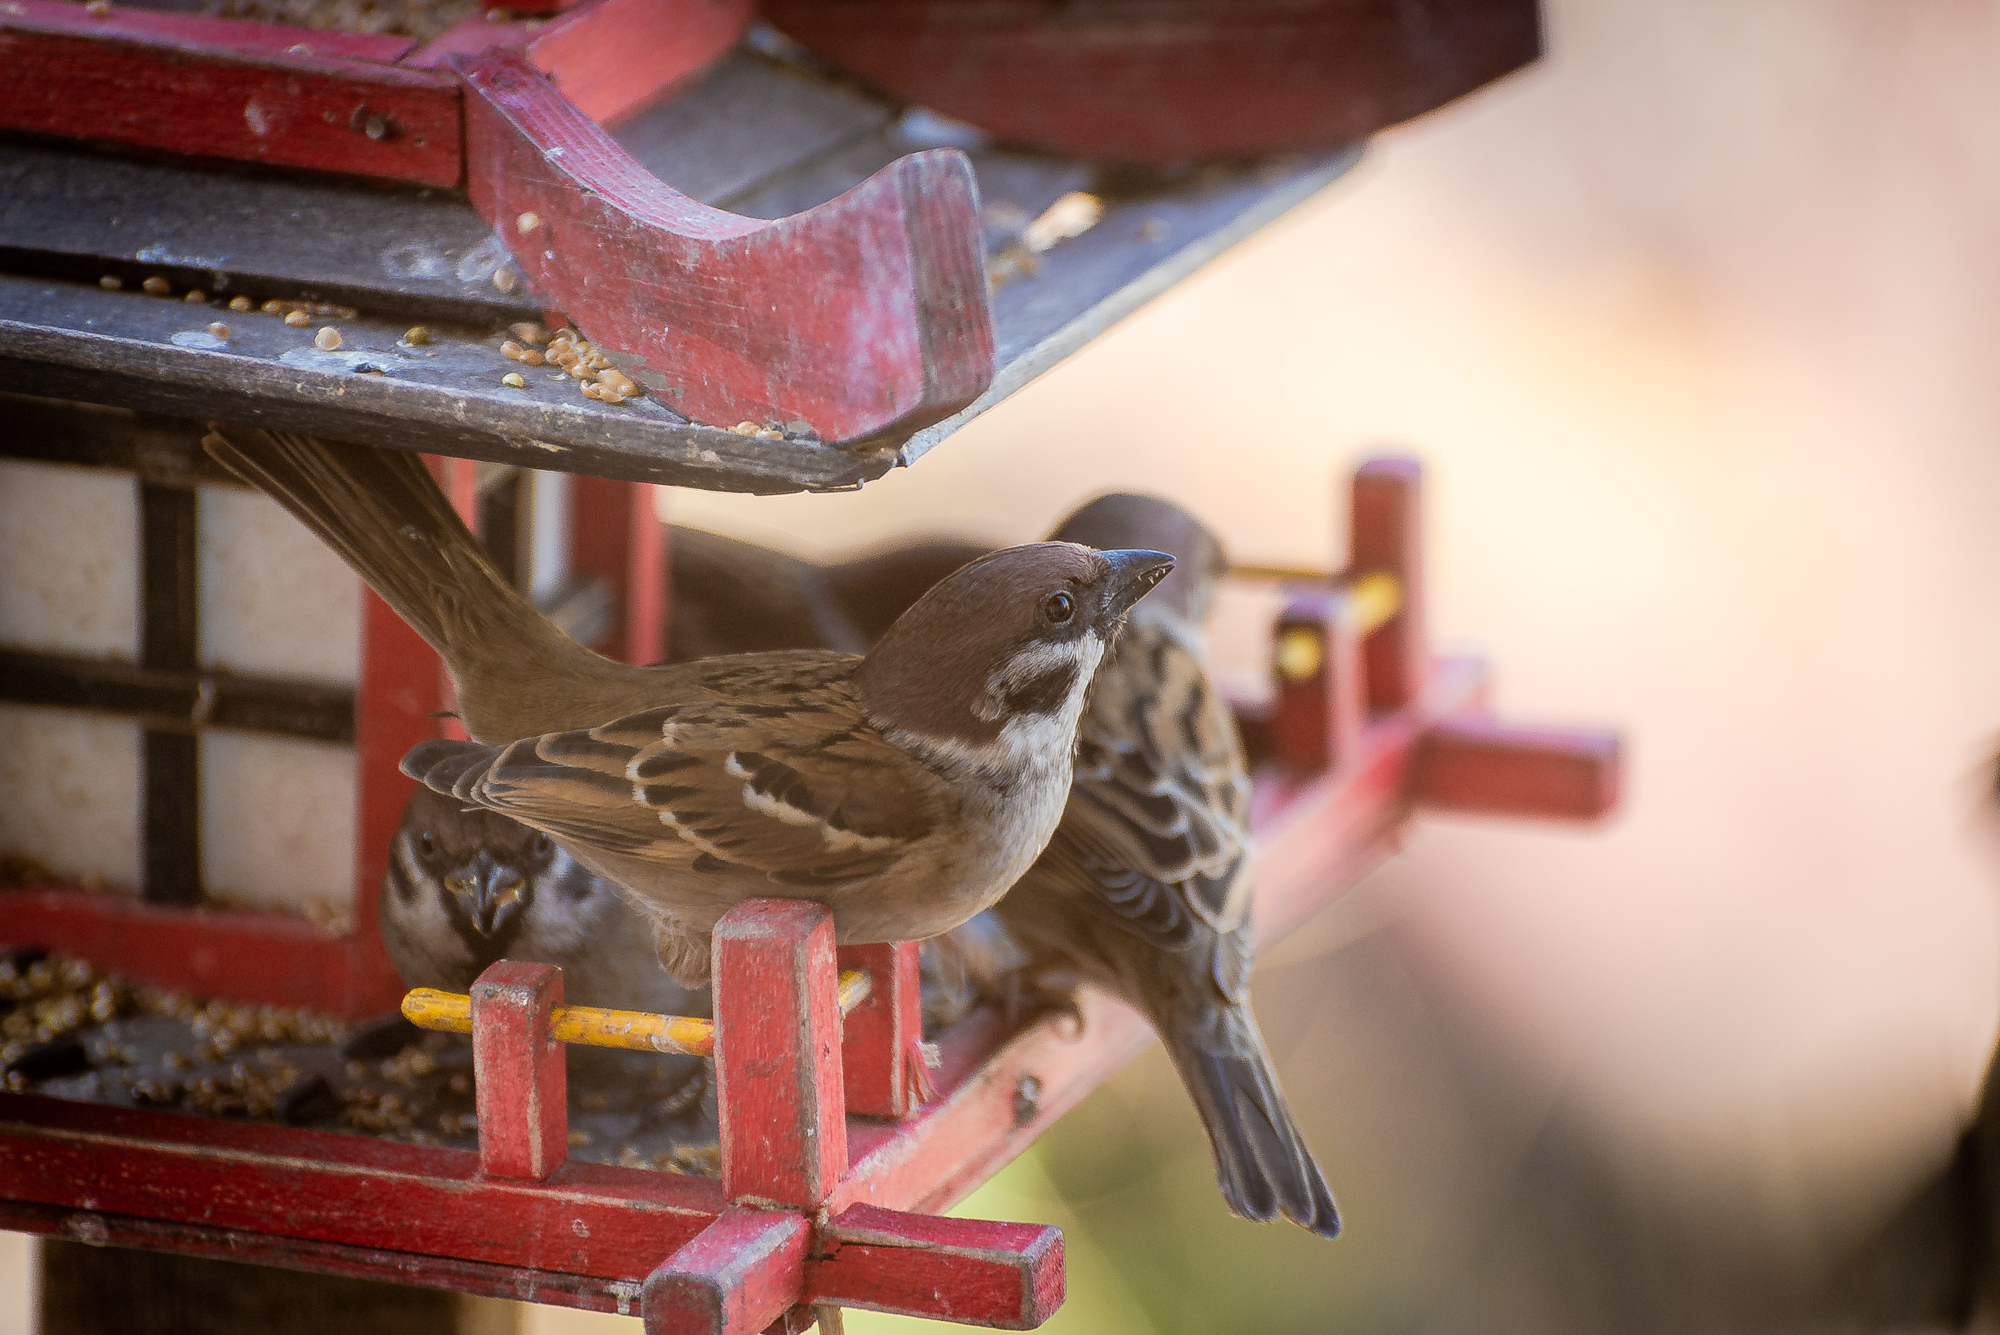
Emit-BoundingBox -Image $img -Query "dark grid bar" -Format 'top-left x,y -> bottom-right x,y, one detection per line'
138,480 -> 201,905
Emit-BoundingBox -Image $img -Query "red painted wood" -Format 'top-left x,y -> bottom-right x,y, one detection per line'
3,0 -> 415,63
762,0 -> 1539,163
349,587 -> 443,1013
0,1092 -> 723,1280
453,48 -> 993,445
808,1205 -> 1062,1329
473,960 -> 569,1181
0,2 -> 462,187
570,474 -> 634,660
1270,588 -> 1365,777
1352,457 -> 1427,711
1413,719 -> 1622,822
836,942 -> 923,1121
626,483 -> 668,666
713,901 -> 846,1210
0,887 -> 351,1009
524,0 -> 752,126
485,0 -> 587,19
642,1208 -> 809,1335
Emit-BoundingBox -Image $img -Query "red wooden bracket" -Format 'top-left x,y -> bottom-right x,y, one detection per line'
0,0 -> 462,187
807,1205 -> 1062,1329
454,49 -> 995,445
644,1207 -> 811,1335
836,942 -> 925,1121
1271,586 -> 1365,778
713,901 -> 846,1210
1413,719 -> 1622,822
472,960 -> 568,1182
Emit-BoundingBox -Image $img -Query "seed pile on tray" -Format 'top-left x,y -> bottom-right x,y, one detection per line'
0,946 -> 720,1175
198,0 -> 482,43
499,322 -> 648,406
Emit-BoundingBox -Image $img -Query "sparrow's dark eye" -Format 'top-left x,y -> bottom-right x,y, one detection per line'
529,834 -> 555,862
416,831 -> 437,860
1039,590 -> 1076,626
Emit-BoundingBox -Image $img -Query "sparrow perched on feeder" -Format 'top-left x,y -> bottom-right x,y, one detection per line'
201,427 -> 1172,986
378,785 -> 708,1087
986,494 -> 1342,1238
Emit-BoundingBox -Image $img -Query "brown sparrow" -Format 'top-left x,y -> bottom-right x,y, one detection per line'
379,785 -> 709,1088
984,493 -> 1341,1237
201,427 -> 1173,986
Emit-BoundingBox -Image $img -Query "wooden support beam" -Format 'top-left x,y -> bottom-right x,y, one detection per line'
1270,586 -> 1365,778
471,961 -> 568,1182
1351,457 -> 1428,712
1413,719 -> 1622,822
807,1205 -> 1062,1329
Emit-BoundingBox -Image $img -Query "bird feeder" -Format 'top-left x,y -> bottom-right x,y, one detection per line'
0,7 -> 1593,1330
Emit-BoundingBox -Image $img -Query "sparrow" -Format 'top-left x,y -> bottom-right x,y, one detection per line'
200,426 -> 1173,986
985,493 -> 1342,1237
664,525 -> 991,663
379,784 -> 709,1089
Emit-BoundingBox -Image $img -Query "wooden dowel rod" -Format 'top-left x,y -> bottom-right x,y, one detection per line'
400,969 -> 873,1058
1230,567 -> 1403,638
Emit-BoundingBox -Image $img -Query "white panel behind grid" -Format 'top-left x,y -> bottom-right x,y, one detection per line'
199,731 -> 356,924
197,486 -> 361,686
0,703 -> 141,892
0,459 -> 138,660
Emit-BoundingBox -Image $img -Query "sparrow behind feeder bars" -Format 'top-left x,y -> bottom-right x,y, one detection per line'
379,785 -> 710,1091
200,426 -> 1173,986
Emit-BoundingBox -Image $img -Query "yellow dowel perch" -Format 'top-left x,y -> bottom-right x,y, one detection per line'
401,969 -> 874,1058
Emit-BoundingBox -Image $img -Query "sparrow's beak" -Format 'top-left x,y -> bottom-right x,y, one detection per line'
1097,548 -> 1177,619
445,853 -> 526,938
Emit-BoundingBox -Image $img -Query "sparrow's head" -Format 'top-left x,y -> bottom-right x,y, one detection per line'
381,786 -> 581,980
856,542 -> 1174,758
1049,494 -> 1227,629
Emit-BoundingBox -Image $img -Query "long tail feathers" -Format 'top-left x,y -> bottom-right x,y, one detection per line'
1165,1003 -> 1342,1238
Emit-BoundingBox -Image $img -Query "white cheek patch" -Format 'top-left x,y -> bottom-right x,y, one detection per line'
977,634 -> 1102,723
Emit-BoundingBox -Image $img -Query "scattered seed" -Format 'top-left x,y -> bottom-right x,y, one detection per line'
518,349 -> 544,367
580,381 -> 603,401
184,290 -> 207,304
285,310 -> 311,327
98,276 -> 122,291
402,325 -> 431,345
85,0 -> 109,14
314,326 -> 342,350
501,372 -> 526,388
500,340 -> 524,360
229,296 -> 253,313
262,299 -> 286,314
730,421 -> 760,435
755,428 -> 783,440
509,321 -> 547,345
516,211 -> 541,234
141,276 -> 171,295
206,322 -> 230,340
492,268 -> 517,293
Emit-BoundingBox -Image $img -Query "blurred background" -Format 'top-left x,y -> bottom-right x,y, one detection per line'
10,0 -> 2000,1329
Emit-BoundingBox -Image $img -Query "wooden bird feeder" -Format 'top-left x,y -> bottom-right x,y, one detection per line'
0,5 -> 1591,1330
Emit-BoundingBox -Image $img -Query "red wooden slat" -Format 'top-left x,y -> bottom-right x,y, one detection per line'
642,1208 -> 810,1335
761,0 -> 1539,163
2,0 -> 415,63
0,1093 -> 723,1281
1352,457 -> 1427,711
808,1205 -> 1062,1329
0,5 -> 462,187
713,901 -> 846,1210
625,483 -> 668,666
473,960 -> 569,1181
453,48 -> 994,445
1271,587 -> 1364,777
836,942 -> 923,1121
0,887 -> 350,1008
1413,719 -> 1623,822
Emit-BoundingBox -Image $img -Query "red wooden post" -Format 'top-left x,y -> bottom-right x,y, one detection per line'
472,961 -> 567,1182
1351,456 -> 1427,712
837,942 -> 926,1120
1270,587 -> 1364,777
346,590 -> 442,1014
712,901 -> 846,1209
643,1208 -> 810,1335
626,483 -> 667,666
1414,720 -> 1622,821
